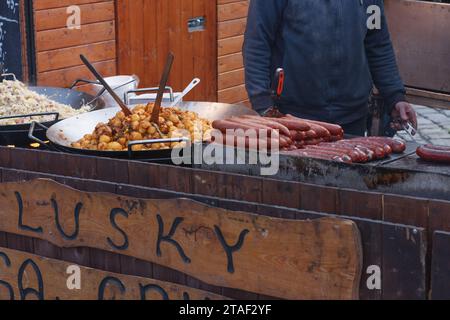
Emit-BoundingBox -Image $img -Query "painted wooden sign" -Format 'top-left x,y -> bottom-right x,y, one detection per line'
0,246 -> 226,300
0,179 -> 362,300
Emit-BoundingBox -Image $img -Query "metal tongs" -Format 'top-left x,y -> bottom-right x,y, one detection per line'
262,68 -> 285,117
394,118 -> 418,143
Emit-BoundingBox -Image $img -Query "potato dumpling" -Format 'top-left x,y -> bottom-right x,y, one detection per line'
107,142 -> 123,151
99,135 -> 111,144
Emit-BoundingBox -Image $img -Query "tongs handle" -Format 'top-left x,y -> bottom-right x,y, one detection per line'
151,52 -> 175,124
394,118 -> 417,142
271,68 -> 285,102
80,54 -> 132,116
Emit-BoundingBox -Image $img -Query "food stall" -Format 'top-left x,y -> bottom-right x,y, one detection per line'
0,0 -> 449,301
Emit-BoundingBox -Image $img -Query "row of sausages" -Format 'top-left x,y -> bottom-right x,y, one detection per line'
284,137 -> 407,163
212,115 -> 344,149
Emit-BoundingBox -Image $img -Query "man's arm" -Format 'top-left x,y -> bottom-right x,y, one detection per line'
365,2 -> 405,111
243,0 -> 287,112
365,1 -> 417,130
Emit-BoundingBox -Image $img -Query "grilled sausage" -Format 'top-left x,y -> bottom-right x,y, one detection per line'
216,119 -> 279,139
268,117 -> 311,132
314,144 -> 369,163
285,149 -> 349,163
348,138 -> 393,156
305,123 -> 331,139
239,116 -> 292,137
284,115 -> 332,138
301,119 -> 344,137
364,137 -> 406,153
335,141 -> 385,159
416,145 -> 450,163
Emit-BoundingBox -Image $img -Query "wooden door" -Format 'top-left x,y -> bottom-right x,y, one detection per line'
116,0 -> 217,102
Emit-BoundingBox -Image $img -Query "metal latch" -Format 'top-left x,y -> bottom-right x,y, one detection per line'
188,16 -> 205,32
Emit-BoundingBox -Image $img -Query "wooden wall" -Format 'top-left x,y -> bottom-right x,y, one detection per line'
33,0 -> 117,87
116,0 -> 218,102
217,0 -> 250,106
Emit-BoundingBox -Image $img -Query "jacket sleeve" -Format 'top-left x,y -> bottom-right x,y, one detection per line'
364,1 -> 406,113
243,0 -> 287,112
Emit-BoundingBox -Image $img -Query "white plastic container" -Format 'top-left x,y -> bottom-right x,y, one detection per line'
92,75 -> 139,108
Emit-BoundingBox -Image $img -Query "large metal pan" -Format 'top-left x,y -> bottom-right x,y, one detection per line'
29,101 -> 258,159
0,86 -> 105,146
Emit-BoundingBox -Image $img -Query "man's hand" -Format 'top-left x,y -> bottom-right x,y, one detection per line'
390,101 -> 418,133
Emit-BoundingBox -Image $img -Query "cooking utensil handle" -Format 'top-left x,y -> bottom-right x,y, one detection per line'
127,137 -> 190,158
69,78 -> 100,89
271,68 -> 285,100
69,79 -> 107,107
0,73 -> 17,82
80,54 -> 132,116
151,52 -> 175,124
0,112 -> 59,122
28,121 -> 58,151
124,86 -> 174,105
169,78 -> 201,108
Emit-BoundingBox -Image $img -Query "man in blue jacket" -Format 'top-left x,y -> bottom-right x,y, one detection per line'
243,0 -> 417,136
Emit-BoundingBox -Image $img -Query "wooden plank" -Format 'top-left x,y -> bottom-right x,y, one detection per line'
34,1 -> 115,31
352,218 -> 382,300
337,189 -> 383,220
383,195 -> 429,228
36,41 -> 116,73
218,1 -> 249,22
37,59 -> 116,88
228,174 -> 262,203
62,154 -> 98,181
382,223 -> 427,300
300,184 -> 338,214
218,35 -> 245,56
4,148 -> 38,172
218,52 -> 244,73
218,18 -> 247,40
429,200 -> 450,233
0,232 -> 7,248
430,231 -> 450,300
35,21 -> 115,52
0,247 -> 227,300
36,150 -> 68,176
34,0 -> 104,11
33,238 -> 61,261
261,179 -> 301,209
192,170 -> 229,199
0,147 -> 11,168
218,68 -> 245,90
0,179 -> 362,300
95,157 -> 129,184
218,84 -> 248,104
